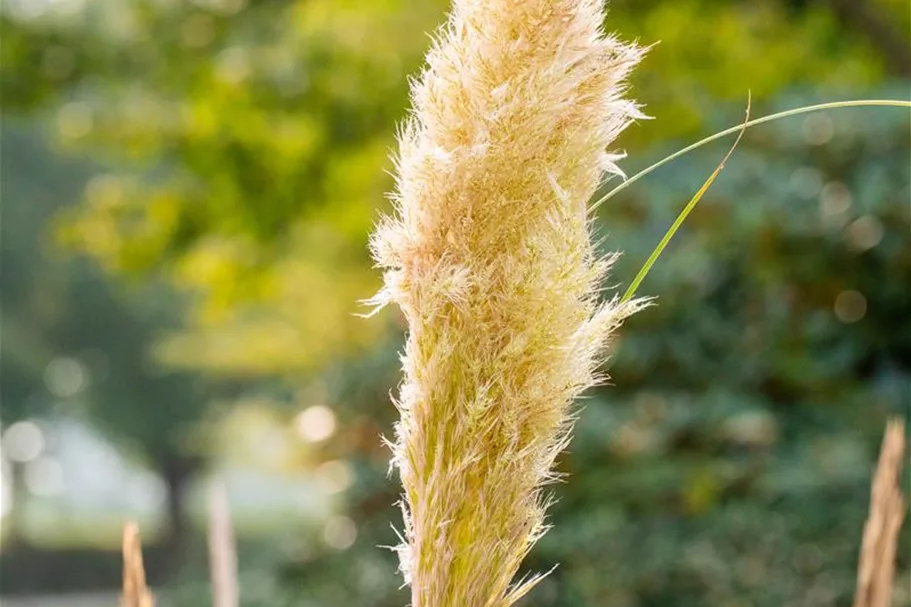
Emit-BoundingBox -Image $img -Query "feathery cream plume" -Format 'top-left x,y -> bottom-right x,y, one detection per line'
369,2 -> 645,605
121,522 -> 154,607
854,418 -> 906,607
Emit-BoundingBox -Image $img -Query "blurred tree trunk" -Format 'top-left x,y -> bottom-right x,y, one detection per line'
4,462 -> 27,548
161,456 -> 195,574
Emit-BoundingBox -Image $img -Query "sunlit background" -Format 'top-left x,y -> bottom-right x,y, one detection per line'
1,1 -> 909,606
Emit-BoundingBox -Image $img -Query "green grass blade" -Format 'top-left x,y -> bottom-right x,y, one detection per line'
620,98 -> 750,303
595,99 -> 911,212
615,98 -> 911,302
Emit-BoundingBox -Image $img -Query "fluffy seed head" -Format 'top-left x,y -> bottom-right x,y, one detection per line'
369,2 -> 646,605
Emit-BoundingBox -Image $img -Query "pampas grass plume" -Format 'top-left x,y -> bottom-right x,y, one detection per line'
369,2 -> 646,605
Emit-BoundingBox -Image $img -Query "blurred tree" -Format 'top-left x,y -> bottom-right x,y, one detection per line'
1,122 -> 208,566
2,0 -> 449,376
2,0 -> 905,376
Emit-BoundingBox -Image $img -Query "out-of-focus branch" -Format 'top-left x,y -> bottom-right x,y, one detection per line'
853,418 -> 907,607
208,479 -> 239,607
121,522 -> 155,607
823,0 -> 911,76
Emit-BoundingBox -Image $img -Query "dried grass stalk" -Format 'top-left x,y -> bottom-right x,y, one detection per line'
208,479 -> 240,607
369,1 -> 645,605
854,418 -> 907,607
121,522 -> 154,607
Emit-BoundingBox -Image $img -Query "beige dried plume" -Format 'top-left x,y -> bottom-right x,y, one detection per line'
854,418 -> 906,607
368,1 -> 645,606
121,522 -> 154,607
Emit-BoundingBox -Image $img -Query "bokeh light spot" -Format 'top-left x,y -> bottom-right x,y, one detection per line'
316,459 -> 354,494
44,357 -> 87,398
845,215 -> 883,252
819,181 -> 852,216
3,421 -> 45,463
295,405 -> 337,443
323,515 -> 356,550
57,102 -> 93,140
802,113 -> 834,145
215,47 -> 251,84
85,174 -> 126,209
834,290 -> 867,323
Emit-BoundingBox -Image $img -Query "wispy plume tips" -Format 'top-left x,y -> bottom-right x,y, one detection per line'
369,2 -> 645,606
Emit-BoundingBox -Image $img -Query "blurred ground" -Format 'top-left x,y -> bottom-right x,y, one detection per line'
3,593 -> 122,607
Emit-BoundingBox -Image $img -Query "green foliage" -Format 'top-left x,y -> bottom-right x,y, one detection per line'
1,122 -> 206,556
4,0 -> 448,375
3,0 -> 904,375
534,96 -> 911,606
1,122 -> 200,457
248,98 -> 910,607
